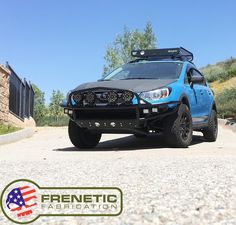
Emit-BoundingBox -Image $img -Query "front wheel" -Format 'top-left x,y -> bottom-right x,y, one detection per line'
202,110 -> 218,142
68,120 -> 101,149
164,104 -> 193,148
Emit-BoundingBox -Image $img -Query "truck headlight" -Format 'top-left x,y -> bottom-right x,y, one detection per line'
139,88 -> 170,101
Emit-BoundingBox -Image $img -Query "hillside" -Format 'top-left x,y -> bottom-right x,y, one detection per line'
200,57 -> 236,82
200,58 -> 236,118
209,77 -> 236,95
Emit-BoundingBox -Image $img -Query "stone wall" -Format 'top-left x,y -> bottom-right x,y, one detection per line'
8,113 -> 36,128
0,65 -> 10,124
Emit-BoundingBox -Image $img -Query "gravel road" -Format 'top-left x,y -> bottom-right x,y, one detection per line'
0,125 -> 236,225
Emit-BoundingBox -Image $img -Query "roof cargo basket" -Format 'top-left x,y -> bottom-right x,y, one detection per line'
131,47 -> 193,61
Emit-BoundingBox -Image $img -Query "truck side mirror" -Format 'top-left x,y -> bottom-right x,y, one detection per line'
190,76 -> 204,87
191,76 -> 204,83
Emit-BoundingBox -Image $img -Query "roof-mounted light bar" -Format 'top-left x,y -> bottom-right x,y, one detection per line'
131,47 -> 193,61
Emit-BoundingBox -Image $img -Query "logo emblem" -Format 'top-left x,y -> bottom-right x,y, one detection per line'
110,122 -> 116,127
1,179 -> 123,224
95,122 -> 100,127
6,186 -> 37,218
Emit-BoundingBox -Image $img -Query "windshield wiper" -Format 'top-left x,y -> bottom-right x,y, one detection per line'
99,78 -> 157,81
98,79 -> 111,81
120,77 -> 156,80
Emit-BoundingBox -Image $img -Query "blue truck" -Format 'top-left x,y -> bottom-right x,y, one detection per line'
61,47 -> 218,148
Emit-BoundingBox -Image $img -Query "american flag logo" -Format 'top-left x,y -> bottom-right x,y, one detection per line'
6,186 -> 37,218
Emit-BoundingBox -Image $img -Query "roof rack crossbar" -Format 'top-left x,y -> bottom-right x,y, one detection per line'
131,47 -> 193,61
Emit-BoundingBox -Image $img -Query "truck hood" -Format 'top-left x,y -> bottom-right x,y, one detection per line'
72,79 -> 176,93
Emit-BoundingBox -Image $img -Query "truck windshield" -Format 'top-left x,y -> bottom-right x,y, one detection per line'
103,61 -> 183,81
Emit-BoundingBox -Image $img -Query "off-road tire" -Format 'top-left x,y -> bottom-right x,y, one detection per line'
68,120 -> 101,149
202,110 -> 218,142
164,104 -> 193,148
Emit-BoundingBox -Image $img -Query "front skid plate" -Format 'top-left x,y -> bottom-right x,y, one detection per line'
76,119 -> 139,129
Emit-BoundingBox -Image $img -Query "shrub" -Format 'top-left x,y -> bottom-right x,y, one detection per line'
201,58 -> 236,83
0,124 -> 21,135
215,88 -> 236,118
201,65 -> 225,82
36,116 -> 69,126
218,68 -> 236,82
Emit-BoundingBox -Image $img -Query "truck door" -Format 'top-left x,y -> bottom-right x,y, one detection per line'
184,68 -> 200,119
190,69 -> 209,122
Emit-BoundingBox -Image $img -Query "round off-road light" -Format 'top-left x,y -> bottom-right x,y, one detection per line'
85,92 -> 96,104
122,91 -> 133,103
72,93 -> 82,103
140,50 -> 145,55
107,91 -> 118,104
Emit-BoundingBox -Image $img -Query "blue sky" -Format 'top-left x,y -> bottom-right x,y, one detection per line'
1,0 -> 236,103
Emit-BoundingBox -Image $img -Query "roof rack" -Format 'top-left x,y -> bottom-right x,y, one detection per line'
131,47 -> 193,61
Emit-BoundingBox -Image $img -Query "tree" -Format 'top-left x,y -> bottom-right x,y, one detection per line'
32,84 -> 47,124
103,22 -> 157,75
49,90 -> 65,120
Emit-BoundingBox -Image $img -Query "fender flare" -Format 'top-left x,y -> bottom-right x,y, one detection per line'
179,94 -> 190,109
211,101 -> 217,112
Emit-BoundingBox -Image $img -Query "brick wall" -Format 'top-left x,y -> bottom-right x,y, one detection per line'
0,65 -> 10,124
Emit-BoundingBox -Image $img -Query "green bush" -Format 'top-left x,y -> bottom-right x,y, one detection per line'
36,116 -> 69,127
215,88 -> 236,118
218,68 -> 236,82
201,65 -> 225,82
0,124 -> 21,135
201,58 -> 236,83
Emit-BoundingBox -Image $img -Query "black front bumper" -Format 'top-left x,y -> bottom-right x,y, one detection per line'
64,101 -> 180,134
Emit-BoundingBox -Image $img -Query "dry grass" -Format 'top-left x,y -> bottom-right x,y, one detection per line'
209,77 -> 236,96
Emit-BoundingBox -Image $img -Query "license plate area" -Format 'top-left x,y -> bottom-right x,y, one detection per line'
75,108 -> 137,120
